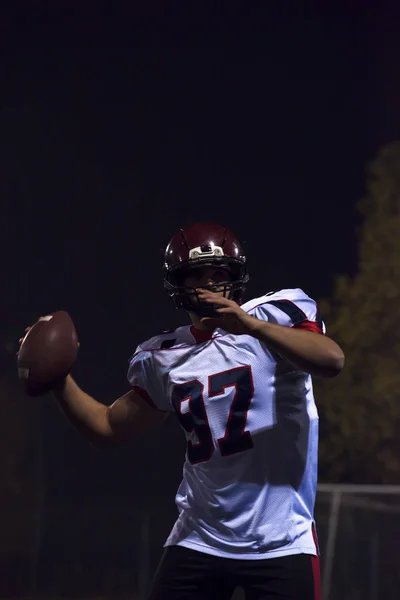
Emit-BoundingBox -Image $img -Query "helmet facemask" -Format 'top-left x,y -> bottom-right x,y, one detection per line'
165,259 -> 248,317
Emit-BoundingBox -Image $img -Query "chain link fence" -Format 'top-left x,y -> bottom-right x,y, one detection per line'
2,485 -> 400,599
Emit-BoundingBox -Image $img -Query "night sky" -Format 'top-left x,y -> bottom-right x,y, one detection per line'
1,0 -> 400,583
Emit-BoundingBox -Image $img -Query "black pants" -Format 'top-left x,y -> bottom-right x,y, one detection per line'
148,545 -> 321,600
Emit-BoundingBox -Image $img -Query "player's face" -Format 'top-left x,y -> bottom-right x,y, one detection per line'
183,266 -> 230,296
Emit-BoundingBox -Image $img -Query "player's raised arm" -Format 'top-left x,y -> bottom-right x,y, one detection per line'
198,288 -> 345,379
17,314 -> 166,445
52,375 -> 167,444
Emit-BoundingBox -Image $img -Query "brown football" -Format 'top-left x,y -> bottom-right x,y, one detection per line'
18,311 -> 79,396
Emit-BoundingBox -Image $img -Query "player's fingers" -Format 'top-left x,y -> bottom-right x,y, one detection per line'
198,295 -> 215,303
199,293 -> 229,305
197,287 -> 221,295
197,291 -> 214,299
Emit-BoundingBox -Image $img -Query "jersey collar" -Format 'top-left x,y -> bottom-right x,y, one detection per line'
190,325 -> 214,344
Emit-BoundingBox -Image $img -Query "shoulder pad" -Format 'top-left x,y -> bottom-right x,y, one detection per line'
242,288 -> 311,312
135,325 -> 190,352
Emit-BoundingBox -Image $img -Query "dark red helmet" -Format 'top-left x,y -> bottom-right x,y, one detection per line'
164,222 -> 249,315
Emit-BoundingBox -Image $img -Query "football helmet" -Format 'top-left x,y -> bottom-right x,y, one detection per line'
164,222 -> 249,316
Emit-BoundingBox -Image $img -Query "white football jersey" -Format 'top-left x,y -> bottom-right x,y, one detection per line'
128,288 -> 323,560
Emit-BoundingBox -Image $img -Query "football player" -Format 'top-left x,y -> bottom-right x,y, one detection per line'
49,223 -> 345,599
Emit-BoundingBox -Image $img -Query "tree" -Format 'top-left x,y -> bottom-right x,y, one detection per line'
315,141 -> 400,483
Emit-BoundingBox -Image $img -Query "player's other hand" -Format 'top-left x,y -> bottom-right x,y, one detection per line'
197,290 -> 258,335
18,327 -> 31,348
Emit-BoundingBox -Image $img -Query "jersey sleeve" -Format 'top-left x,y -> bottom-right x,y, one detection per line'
249,289 -> 325,334
127,348 -> 172,412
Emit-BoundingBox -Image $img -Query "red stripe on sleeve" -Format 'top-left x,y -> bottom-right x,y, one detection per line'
311,524 -> 321,600
293,320 -> 323,335
132,385 -> 167,412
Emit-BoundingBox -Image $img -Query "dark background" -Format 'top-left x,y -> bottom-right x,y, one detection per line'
1,1 -> 400,596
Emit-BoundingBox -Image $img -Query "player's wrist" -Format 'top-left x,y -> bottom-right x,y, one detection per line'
243,314 -> 267,337
51,374 -> 73,399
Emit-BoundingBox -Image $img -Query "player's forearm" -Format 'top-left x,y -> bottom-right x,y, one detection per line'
52,375 -> 114,443
247,319 -> 345,378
